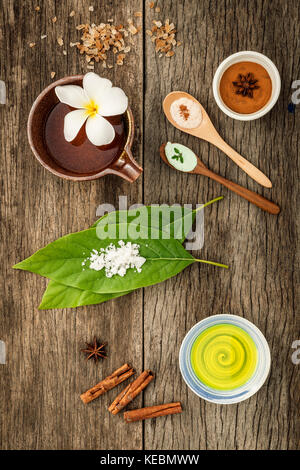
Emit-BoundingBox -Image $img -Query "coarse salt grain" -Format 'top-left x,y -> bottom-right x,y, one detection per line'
84,241 -> 146,278
170,97 -> 202,129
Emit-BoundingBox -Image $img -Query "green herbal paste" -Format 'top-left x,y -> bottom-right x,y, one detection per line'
165,142 -> 198,172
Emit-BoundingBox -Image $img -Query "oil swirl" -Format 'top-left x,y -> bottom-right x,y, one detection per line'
190,324 -> 258,390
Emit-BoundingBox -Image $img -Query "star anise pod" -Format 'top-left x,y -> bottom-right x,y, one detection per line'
81,337 -> 107,362
232,73 -> 260,98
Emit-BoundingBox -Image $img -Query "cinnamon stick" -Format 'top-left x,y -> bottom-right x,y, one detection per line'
80,364 -> 134,404
108,370 -> 154,415
123,402 -> 182,423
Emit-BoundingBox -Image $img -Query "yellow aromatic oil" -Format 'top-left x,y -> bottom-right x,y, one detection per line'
190,324 -> 258,390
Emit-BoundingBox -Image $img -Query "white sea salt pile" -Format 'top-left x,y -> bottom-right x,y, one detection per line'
83,240 -> 146,278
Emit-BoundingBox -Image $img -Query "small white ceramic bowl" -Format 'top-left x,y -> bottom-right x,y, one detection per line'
212,51 -> 281,121
179,314 -> 271,404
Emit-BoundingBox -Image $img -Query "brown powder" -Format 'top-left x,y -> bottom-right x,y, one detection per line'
179,104 -> 190,120
219,61 -> 272,114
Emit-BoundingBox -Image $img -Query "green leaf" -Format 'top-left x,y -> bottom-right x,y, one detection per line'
15,198 -> 226,309
92,205 -> 192,237
14,227 -> 198,293
172,148 -> 184,163
92,197 -> 223,243
39,280 -> 131,309
39,197 -> 225,309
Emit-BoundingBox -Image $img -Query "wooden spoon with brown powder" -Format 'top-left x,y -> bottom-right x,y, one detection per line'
163,91 -> 272,188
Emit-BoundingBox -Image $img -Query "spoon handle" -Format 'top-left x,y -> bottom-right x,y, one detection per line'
205,133 -> 272,188
199,168 -> 280,214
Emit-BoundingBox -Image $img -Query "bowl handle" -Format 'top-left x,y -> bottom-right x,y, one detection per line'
111,147 -> 143,183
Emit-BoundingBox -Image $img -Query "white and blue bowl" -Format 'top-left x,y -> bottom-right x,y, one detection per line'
212,51 -> 281,121
179,314 -> 271,404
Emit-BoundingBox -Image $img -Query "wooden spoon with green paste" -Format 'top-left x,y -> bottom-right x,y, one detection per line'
160,142 -> 280,215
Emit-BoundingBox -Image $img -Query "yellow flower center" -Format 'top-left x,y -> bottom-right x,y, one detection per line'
85,100 -> 99,117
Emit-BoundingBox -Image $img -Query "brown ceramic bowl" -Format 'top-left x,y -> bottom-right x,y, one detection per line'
27,75 -> 142,182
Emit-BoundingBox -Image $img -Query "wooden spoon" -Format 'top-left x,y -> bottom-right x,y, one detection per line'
163,91 -> 272,188
160,144 -> 280,215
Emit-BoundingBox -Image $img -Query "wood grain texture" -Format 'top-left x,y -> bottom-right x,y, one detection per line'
0,0 -> 143,450
143,0 -> 299,450
0,0 -> 299,451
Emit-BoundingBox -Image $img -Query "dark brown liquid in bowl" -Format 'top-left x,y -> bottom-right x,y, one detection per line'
44,103 -> 126,174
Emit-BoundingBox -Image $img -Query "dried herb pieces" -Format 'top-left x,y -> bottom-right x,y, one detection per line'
75,20 -> 141,68
146,19 -> 181,58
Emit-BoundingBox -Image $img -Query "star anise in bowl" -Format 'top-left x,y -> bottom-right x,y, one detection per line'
232,73 -> 260,98
81,337 -> 107,362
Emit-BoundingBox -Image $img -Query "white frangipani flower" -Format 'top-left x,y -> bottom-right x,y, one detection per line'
55,72 -> 128,146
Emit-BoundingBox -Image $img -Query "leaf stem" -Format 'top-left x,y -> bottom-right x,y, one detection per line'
196,196 -> 224,211
194,259 -> 229,269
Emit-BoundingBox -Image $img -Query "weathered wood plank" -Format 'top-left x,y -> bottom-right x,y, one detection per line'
0,0 -> 143,449
0,0 -> 298,451
143,0 -> 299,450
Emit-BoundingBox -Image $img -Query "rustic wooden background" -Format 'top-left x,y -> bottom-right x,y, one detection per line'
0,0 -> 299,450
